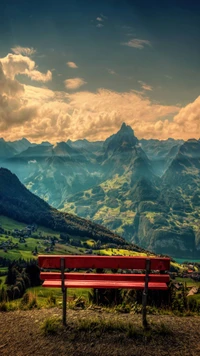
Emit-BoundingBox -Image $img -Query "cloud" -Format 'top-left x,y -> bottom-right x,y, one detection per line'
25,69 -> 52,82
67,61 -> 78,69
122,38 -> 151,49
64,78 -> 87,90
96,23 -> 104,28
0,62 -> 37,131
96,17 -> 103,21
11,46 -> 36,56
165,75 -> 173,80
0,51 -> 199,143
138,81 -> 153,91
0,53 -> 52,82
100,14 -> 107,20
107,69 -> 116,75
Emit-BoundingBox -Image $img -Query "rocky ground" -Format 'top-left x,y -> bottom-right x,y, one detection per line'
1,308 -> 200,356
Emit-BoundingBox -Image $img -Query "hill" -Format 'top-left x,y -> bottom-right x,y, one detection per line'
0,168 -> 126,246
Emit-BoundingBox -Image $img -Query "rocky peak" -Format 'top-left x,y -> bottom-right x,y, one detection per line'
105,123 -> 138,153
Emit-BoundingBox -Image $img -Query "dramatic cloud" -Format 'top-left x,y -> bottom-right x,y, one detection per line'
138,81 -> 153,91
64,78 -> 87,90
0,62 -> 37,132
0,53 -> 52,82
11,46 -> 36,56
67,61 -> 78,69
0,52 -> 199,143
25,69 -> 52,82
122,38 -> 151,49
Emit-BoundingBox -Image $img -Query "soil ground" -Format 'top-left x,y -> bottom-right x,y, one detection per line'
1,308 -> 200,356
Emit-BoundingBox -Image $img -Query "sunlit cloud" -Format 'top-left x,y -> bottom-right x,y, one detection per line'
0,52 -> 199,143
96,17 -> 103,22
64,77 -> 87,90
11,46 -> 36,56
25,69 -> 52,82
67,61 -> 78,69
122,38 -> 151,49
138,80 -> 153,91
0,53 -> 52,82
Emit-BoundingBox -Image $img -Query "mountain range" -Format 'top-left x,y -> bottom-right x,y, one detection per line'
0,168 -> 126,247
0,124 -> 199,258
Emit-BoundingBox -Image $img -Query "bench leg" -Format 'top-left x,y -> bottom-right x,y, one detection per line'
142,292 -> 148,328
61,257 -> 67,326
62,288 -> 67,326
142,259 -> 151,328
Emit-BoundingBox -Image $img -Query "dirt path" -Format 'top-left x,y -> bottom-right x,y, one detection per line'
1,308 -> 200,356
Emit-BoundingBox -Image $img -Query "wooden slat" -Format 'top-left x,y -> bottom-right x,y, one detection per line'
42,279 -> 168,290
40,272 -> 170,283
38,255 -> 170,271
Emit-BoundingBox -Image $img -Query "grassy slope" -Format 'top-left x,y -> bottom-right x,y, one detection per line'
0,215 -> 149,261
0,215 -> 83,260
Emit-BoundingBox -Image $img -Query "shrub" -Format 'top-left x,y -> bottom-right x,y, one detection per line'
47,292 -> 57,307
20,292 -> 38,310
40,316 -> 61,335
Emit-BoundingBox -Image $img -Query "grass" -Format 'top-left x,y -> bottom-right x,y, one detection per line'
68,316 -> 173,340
0,215 -> 59,238
24,285 -> 90,308
40,316 -> 62,335
175,277 -> 200,288
95,248 -> 147,256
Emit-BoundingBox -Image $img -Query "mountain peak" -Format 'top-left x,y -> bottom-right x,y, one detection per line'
120,122 -> 132,130
120,122 -> 134,135
104,123 -> 138,153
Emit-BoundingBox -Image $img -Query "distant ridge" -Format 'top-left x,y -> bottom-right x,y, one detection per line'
0,168 -> 125,246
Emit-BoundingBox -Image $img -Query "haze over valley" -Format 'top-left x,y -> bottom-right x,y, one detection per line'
0,123 -> 199,259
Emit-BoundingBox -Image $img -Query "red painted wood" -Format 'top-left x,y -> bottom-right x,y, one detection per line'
40,272 -> 170,283
38,255 -> 170,271
42,280 -> 168,290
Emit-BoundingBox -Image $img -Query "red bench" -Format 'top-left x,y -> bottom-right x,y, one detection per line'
38,255 -> 170,327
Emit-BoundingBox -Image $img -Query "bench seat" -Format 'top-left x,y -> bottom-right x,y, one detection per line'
42,279 -> 168,290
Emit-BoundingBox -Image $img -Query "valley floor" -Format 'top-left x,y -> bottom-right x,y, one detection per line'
1,308 -> 200,356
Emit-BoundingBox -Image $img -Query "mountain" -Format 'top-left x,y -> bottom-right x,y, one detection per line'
0,168 -> 125,246
140,138 -> 184,176
101,123 -> 155,181
0,138 -> 17,162
1,126 -> 199,258
67,139 -> 103,156
163,139 -> 200,190
104,123 -> 139,154
7,138 -> 33,154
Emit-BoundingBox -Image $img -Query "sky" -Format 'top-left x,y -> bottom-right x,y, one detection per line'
0,0 -> 199,143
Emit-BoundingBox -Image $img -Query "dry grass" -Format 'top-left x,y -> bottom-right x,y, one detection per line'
0,307 -> 200,355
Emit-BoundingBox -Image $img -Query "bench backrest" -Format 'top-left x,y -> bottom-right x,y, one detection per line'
38,255 -> 170,271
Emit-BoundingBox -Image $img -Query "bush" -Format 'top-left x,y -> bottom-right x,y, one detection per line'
47,292 -> 57,307
40,316 -> 61,335
20,292 -> 38,310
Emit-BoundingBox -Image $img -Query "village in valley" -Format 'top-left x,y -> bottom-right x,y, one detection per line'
0,223 -> 57,255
